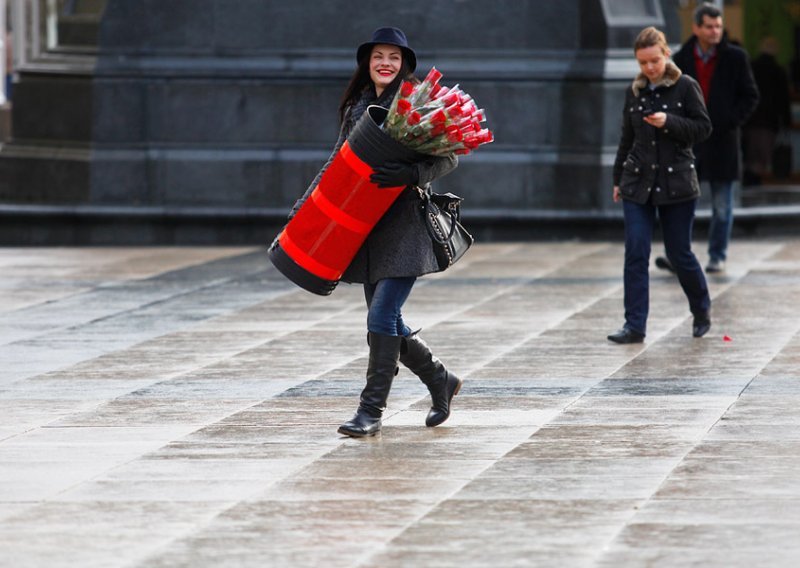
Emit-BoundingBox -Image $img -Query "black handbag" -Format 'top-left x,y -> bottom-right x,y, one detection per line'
420,188 -> 474,270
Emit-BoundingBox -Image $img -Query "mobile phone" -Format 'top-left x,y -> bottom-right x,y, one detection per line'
642,108 -> 655,116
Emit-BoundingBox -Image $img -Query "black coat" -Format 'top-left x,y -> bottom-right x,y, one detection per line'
613,62 -> 712,205
290,86 -> 458,284
746,52 -> 791,131
673,36 -> 760,182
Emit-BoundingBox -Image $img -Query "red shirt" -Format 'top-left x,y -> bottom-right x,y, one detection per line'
693,49 -> 718,103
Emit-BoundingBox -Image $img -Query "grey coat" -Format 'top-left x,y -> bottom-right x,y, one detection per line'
290,87 -> 458,284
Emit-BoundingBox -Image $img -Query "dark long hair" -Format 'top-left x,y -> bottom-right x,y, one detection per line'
338,56 -> 417,125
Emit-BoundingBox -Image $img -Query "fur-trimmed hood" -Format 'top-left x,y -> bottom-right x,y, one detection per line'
632,61 -> 682,96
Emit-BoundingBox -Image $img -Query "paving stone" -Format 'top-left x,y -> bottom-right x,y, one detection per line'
655,476 -> 800,499
596,547 -> 800,568
687,440 -> 800,458
704,423 -> 800,441
482,457 -> 681,478
458,475 -> 666,500
0,501 -> 224,568
369,547 -> 597,568
607,521 -> 800,550
257,477 -> 468,502
549,407 -> 727,425
629,498 -> 800,524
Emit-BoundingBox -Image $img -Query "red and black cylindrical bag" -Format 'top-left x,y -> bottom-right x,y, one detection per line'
269,106 -> 425,295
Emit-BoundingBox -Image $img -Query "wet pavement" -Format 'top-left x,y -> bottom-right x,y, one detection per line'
1,240 -> 799,567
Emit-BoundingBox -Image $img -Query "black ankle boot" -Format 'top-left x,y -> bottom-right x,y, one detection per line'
401,332 -> 463,427
692,312 -> 711,338
338,333 -> 402,438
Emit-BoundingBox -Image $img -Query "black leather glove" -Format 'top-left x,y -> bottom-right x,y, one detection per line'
369,161 -> 419,188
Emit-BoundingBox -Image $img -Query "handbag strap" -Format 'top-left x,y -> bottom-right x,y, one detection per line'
419,188 -> 458,245
425,200 -> 456,245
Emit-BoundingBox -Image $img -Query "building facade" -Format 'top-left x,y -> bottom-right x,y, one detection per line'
8,0 -> 791,244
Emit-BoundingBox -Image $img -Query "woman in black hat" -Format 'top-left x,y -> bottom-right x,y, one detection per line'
289,27 -> 462,438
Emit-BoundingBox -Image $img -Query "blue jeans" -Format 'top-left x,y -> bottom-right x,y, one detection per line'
623,199 -> 710,335
707,180 -> 734,262
364,277 -> 416,336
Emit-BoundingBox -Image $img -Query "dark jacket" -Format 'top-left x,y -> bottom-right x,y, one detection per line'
613,62 -> 712,205
290,86 -> 458,284
673,36 -> 759,181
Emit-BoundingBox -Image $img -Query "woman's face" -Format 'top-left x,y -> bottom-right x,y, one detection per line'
635,45 -> 669,83
369,44 -> 403,95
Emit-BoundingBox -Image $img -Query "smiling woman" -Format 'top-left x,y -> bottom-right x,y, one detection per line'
278,27 -> 462,439
369,44 -> 403,97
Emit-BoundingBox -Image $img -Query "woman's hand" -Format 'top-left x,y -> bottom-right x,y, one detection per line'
370,161 -> 419,188
613,185 -> 621,203
644,112 -> 667,128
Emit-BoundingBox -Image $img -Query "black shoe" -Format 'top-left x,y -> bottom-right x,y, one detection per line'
338,333 -> 402,438
401,332 -> 463,427
425,372 -> 463,427
692,313 -> 711,338
655,256 -> 676,273
337,408 -> 382,437
607,328 -> 645,344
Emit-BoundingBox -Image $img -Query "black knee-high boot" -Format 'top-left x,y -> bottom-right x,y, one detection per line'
401,332 -> 463,427
337,332 -> 402,438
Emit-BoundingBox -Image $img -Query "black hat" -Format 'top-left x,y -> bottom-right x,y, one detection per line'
356,27 -> 417,72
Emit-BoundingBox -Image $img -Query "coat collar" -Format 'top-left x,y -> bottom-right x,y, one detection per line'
632,61 -> 682,96
680,34 -> 731,58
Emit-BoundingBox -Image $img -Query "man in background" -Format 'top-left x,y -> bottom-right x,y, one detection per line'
657,2 -> 758,273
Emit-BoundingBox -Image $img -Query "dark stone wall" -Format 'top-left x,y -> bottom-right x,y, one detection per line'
0,0 -> 673,243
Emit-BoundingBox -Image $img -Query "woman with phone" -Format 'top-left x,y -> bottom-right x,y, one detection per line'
608,27 -> 713,344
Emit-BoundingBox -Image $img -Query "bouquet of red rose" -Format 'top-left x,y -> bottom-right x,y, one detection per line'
382,67 -> 494,156
269,68 -> 490,296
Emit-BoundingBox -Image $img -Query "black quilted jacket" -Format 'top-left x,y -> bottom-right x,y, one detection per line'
613,62 -> 712,205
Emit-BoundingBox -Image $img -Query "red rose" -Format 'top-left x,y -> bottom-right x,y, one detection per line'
396,99 -> 412,115
424,68 -> 443,85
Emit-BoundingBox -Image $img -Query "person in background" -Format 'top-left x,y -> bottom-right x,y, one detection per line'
743,36 -> 792,185
656,2 -> 758,274
608,26 -> 712,344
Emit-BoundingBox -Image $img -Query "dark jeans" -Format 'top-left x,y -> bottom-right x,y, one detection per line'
623,198 -> 710,335
364,277 -> 416,336
707,180 -> 734,263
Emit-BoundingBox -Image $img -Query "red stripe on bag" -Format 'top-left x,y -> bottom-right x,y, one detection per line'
278,231 -> 342,281
339,141 -> 375,180
310,186 -> 372,235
